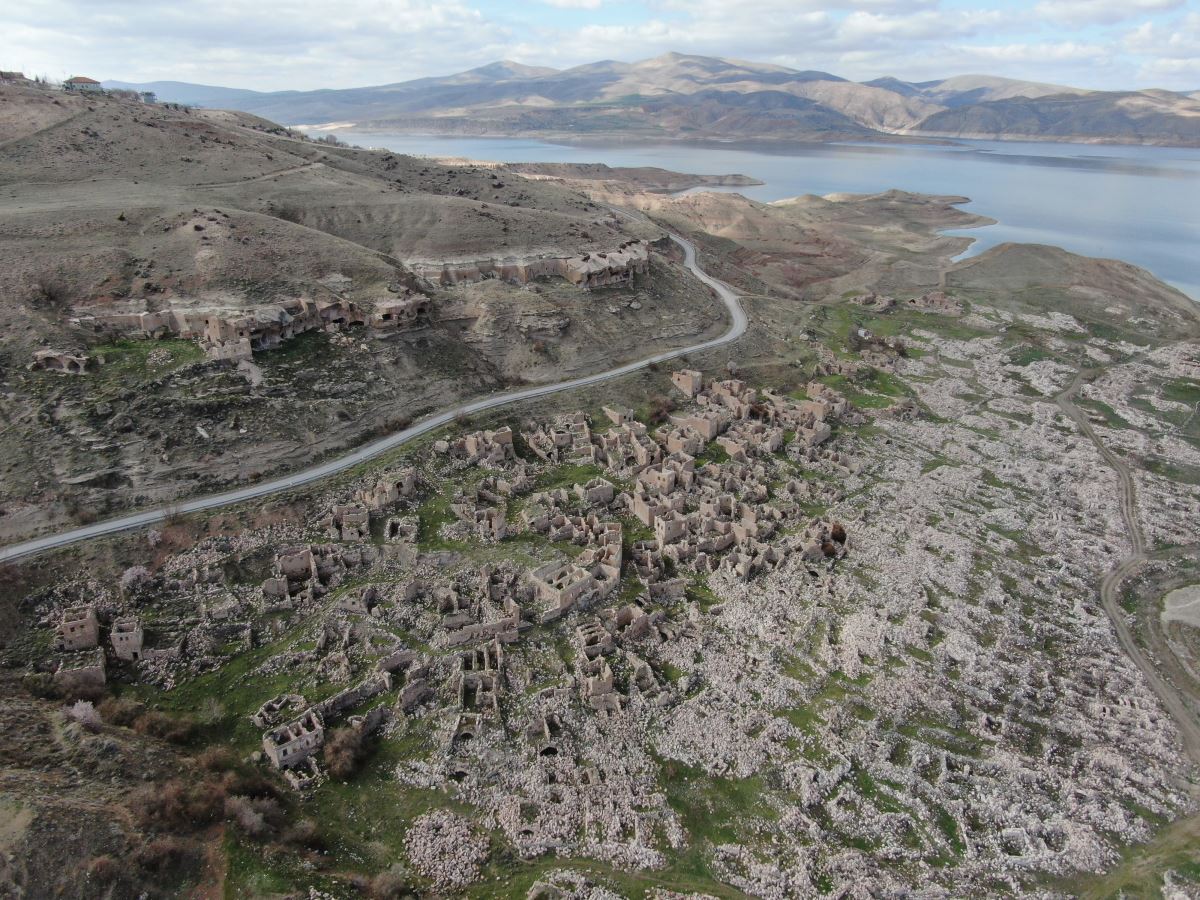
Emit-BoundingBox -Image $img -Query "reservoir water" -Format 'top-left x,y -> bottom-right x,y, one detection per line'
335,132 -> 1200,300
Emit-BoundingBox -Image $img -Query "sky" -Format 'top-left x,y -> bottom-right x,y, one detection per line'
3,0 -> 1198,92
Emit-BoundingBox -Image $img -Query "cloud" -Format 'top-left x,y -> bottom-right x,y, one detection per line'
966,40 -> 1111,63
2,0 -> 511,88
1034,0 -> 1183,27
3,0 -> 1198,92
836,8 -> 1008,43
1125,12 -> 1200,59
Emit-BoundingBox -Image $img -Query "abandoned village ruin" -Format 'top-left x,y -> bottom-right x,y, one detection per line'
32,239 -> 649,370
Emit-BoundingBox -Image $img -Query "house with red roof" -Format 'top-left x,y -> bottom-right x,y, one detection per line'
63,76 -> 102,92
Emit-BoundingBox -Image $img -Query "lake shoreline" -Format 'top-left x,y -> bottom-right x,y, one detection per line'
338,131 -> 1199,300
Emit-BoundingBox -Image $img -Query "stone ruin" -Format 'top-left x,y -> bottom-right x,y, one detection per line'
30,349 -> 92,374
54,605 -> 99,652
71,289 -> 432,363
354,468 -> 417,511
851,289 -> 963,314
109,618 -> 144,661
28,363 -> 855,871
435,425 -> 517,468
410,240 -> 649,291
262,709 -> 325,769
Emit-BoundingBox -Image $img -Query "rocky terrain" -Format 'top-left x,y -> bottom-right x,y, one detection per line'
109,53 -> 1200,147
0,80 -> 735,544
3,77 -> 1200,900
4,145 -> 1200,897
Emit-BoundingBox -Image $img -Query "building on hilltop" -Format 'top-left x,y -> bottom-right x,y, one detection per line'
63,76 -> 102,93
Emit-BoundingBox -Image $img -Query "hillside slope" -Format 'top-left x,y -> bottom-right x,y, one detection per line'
908,90 -> 1200,145
0,81 -> 730,543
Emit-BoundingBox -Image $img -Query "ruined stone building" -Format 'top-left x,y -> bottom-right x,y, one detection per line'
355,469 -> 417,511
54,605 -> 99,652
437,426 -> 517,467
109,618 -> 144,661
30,349 -> 91,374
324,504 -> 370,542
72,291 -> 430,363
263,710 -> 325,769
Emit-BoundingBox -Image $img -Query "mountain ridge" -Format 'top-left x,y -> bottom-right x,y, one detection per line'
105,52 -> 1200,146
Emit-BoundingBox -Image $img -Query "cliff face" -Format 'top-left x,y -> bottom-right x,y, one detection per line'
410,242 -> 649,290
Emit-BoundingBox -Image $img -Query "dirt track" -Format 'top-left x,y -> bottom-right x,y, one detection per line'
1056,368 -> 1200,768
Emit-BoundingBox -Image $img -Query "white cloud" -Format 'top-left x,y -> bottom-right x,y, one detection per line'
2,0 -> 1197,92
1034,0 -> 1183,27
966,40 -> 1111,63
837,8 -> 1008,43
2,0 -> 510,88
1125,12 -> 1200,59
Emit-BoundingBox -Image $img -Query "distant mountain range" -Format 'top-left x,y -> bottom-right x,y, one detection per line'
106,52 -> 1200,147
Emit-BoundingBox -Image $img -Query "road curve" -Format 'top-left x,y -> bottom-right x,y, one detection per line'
1056,369 -> 1200,766
0,233 -> 748,564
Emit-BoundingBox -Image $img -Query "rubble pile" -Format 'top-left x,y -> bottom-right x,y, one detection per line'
403,809 -> 489,889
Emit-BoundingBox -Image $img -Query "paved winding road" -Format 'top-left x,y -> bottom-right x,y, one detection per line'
0,233 -> 747,564
1056,369 -> 1200,766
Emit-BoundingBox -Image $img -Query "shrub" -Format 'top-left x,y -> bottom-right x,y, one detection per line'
66,699 -> 103,732
199,696 -> 226,725
221,768 -> 282,801
135,778 -> 227,829
271,203 -> 305,224
323,726 -> 367,780
197,746 -> 237,772
98,696 -> 144,726
63,493 -> 98,525
223,795 -> 282,839
369,866 -> 413,899
133,710 -> 196,744
119,565 -> 150,598
22,672 -> 59,699
647,395 -> 677,425
55,674 -> 105,703
135,836 -> 196,873
83,855 -> 119,884
28,274 -> 71,310
282,818 -> 325,850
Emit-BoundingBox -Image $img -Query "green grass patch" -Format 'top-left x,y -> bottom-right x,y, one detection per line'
694,442 -> 730,465
1142,456 -> 1200,485
89,337 -> 204,385
933,806 -> 966,855
534,462 -> 608,493
1163,378 -> 1200,407
686,575 -> 721,612
921,454 -> 953,474
659,757 -> 778,850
